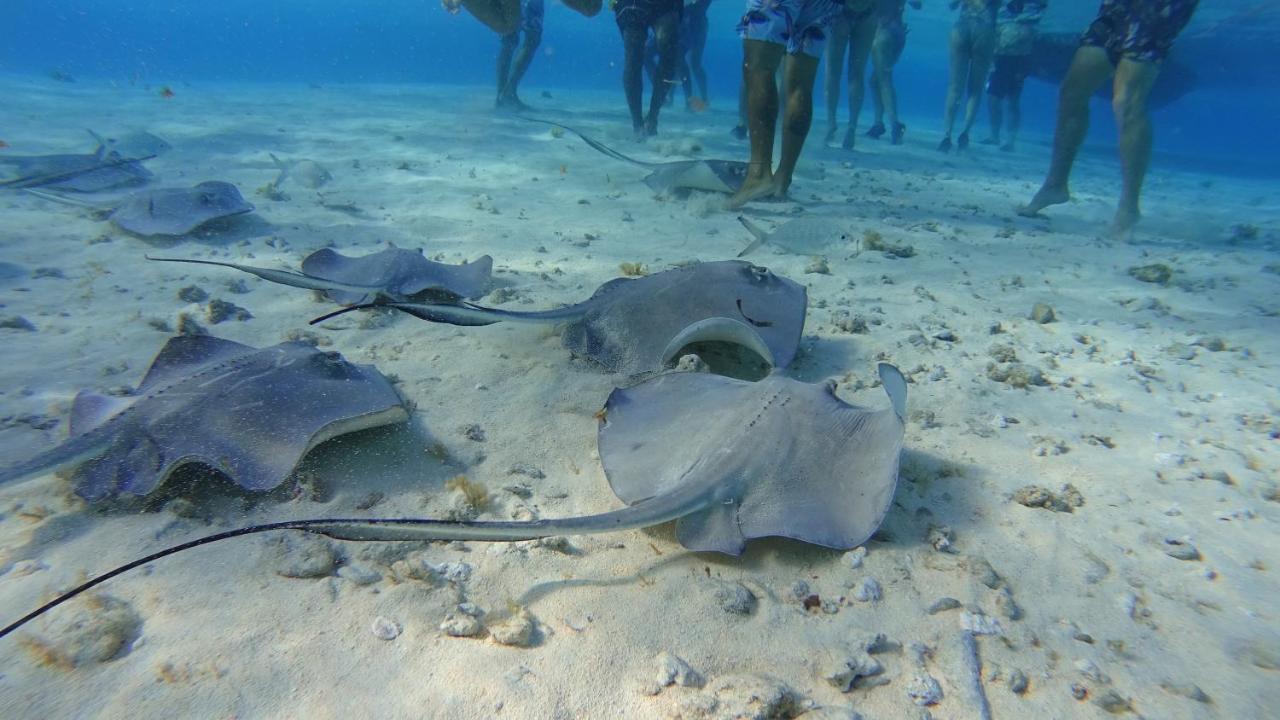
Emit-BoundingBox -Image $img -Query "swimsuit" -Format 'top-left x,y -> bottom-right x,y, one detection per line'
615,0 -> 682,31
986,54 -> 1029,97
1081,0 -> 1199,64
830,0 -> 877,38
952,0 -> 997,56
738,0 -> 842,57
872,0 -> 907,62
516,0 -> 545,35
987,0 -> 1042,97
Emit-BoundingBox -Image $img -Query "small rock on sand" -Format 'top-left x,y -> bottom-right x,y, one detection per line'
21,595 -> 141,668
267,532 -> 340,578
823,653 -> 883,692
490,608 -> 538,647
371,616 -> 401,641
1012,484 -> 1084,513
672,673 -> 801,720
654,651 -> 704,689
853,577 -> 882,602
713,581 -> 758,615
1009,669 -> 1029,694
1030,303 -> 1056,324
206,298 -> 252,324
987,362 -> 1048,388
906,674 -> 943,706
440,614 -> 485,638
1161,537 -> 1201,561
927,597 -> 962,615
1128,263 -> 1173,285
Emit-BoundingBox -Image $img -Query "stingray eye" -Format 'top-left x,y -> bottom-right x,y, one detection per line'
747,264 -> 771,282
199,193 -> 216,205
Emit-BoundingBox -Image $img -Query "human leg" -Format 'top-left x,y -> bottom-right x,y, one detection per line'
648,10 -> 681,133
841,13 -> 876,149
459,0 -> 522,34
497,32 -> 519,104
823,16 -> 851,144
1110,57 -> 1160,236
958,23 -> 995,149
500,0 -> 543,109
727,39 -> 786,207
620,25 -> 650,137
1018,45 -> 1114,216
940,23 -> 969,151
688,24 -> 709,100
983,94 -> 1002,144
775,50 -> 821,194
1001,87 -> 1022,151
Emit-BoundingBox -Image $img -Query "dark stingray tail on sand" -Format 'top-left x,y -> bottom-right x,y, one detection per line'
310,299 -> 587,327
0,152 -> 157,191
519,117 -> 657,169
0,488 -> 710,640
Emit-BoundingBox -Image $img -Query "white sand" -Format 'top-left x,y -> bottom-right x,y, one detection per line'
1,73 -> 1277,719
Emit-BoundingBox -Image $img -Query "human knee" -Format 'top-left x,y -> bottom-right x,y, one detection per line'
1111,87 -> 1148,126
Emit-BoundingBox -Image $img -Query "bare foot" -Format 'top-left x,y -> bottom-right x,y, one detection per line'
1017,184 -> 1069,217
823,125 -> 837,145
1110,205 -> 1140,240
726,175 -> 779,210
841,127 -> 856,150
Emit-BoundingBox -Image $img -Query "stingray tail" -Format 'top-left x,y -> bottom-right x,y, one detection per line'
21,188 -> 99,208
0,152 -> 157,191
0,487 -> 713,640
147,255 -> 387,300
310,300 -> 585,327
736,216 -> 769,257
519,116 -> 657,169
0,432 -> 111,489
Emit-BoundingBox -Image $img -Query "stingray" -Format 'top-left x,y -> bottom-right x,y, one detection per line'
316,260 -> 808,375
149,247 -> 494,306
0,130 -> 156,192
0,363 -> 906,638
268,153 -> 333,190
526,118 -> 747,195
0,335 -> 409,501
28,181 -> 255,237
737,215 -> 857,257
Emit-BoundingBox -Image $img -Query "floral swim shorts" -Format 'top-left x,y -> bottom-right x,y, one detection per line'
737,0 -> 842,57
1081,0 -> 1199,64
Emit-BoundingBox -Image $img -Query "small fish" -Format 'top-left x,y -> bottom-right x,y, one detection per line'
688,97 -> 708,113
0,140 -> 8,149
559,164 -> 567,175
737,216 -> 857,257
159,86 -> 175,99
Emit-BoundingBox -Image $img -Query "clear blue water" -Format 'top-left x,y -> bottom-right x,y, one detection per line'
5,0 -> 1278,174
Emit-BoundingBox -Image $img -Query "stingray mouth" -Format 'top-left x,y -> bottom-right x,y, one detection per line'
661,317 -> 775,381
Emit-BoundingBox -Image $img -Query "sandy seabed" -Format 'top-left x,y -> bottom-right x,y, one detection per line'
0,73 -> 1277,719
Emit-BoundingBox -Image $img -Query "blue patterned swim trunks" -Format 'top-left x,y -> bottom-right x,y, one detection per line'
737,0 -> 842,57
519,0 -> 545,35
1081,0 -> 1199,63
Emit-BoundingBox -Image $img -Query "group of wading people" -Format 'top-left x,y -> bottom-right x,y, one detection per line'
446,0 -> 1200,237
